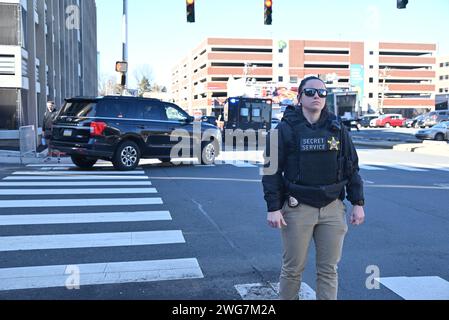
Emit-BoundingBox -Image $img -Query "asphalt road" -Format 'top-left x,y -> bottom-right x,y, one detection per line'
0,149 -> 448,300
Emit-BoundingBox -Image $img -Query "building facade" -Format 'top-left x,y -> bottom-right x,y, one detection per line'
436,55 -> 449,110
171,38 -> 436,118
0,0 -> 97,149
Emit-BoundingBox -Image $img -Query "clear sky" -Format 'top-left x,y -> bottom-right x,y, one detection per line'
96,0 -> 449,88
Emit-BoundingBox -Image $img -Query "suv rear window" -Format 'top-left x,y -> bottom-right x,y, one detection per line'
59,101 -> 97,117
96,100 -> 142,119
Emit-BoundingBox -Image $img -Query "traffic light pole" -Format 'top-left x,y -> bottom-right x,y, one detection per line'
120,0 -> 128,94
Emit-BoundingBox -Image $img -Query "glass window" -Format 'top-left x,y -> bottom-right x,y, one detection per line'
165,105 -> 188,121
240,107 -> 249,117
0,88 -> 18,130
252,108 -> 261,118
60,101 -> 97,117
278,76 -> 284,82
369,78 -> 373,83
142,104 -> 163,120
369,93 -> 373,98
0,3 -> 19,46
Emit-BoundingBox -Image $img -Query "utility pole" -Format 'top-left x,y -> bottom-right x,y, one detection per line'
379,67 -> 390,114
120,0 -> 128,94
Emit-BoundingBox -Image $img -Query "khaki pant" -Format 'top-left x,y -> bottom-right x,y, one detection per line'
279,199 -> 348,300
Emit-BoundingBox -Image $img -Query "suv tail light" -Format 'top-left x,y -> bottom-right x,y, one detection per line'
90,121 -> 107,137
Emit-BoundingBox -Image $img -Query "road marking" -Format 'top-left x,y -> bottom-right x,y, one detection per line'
0,258 -> 204,291
366,184 -> 449,190
371,163 -> 427,172
0,230 -> 185,252
0,211 -> 172,226
12,171 -> 145,176
0,197 -> 163,208
4,176 -> 150,181
359,164 -> 386,171
403,163 -> 449,172
225,161 -> 257,168
235,282 -> 316,300
377,276 -> 449,300
0,188 -> 157,196
0,181 -> 152,187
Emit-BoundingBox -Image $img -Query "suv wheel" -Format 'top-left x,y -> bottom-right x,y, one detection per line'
435,133 -> 444,141
71,155 -> 98,169
199,141 -> 217,165
113,141 -> 141,171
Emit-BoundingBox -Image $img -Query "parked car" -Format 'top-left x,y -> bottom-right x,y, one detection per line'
359,114 -> 380,128
375,114 -> 407,128
369,117 -> 380,128
50,96 -> 222,170
415,121 -> 449,141
417,110 -> 449,128
341,117 -> 362,131
405,114 -> 425,128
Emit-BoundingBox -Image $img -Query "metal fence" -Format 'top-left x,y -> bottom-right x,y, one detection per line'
19,125 -> 36,157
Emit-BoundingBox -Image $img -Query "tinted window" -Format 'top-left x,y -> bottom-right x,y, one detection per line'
60,101 -> 97,117
142,101 -> 163,120
96,100 -> 142,119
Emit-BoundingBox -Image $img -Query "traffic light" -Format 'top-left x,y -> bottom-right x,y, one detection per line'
186,0 -> 195,23
397,0 -> 408,9
115,61 -> 128,73
264,0 -> 272,25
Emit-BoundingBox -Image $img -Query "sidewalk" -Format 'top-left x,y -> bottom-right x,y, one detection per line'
0,149 -> 72,165
353,137 -> 449,157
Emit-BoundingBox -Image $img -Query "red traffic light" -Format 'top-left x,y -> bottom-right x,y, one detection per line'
264,0 -> 273,25
186,0 -> 195,23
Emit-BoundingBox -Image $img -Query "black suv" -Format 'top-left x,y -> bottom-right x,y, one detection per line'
50,96 -> 222,170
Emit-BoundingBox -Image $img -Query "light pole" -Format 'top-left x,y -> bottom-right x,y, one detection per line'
121,0 -> 128,92
379,67 -> 390,114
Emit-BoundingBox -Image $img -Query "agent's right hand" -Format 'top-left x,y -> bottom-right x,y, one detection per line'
267,210 -> 287,229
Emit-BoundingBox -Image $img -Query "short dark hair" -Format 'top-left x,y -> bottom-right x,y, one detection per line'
298,76 -> 326,97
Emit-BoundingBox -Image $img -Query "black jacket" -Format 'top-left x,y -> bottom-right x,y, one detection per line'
43,110 -> 57,138
262,106 -> 364,212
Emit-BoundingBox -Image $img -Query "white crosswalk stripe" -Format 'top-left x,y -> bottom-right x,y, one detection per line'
0,197 -> 163,208
0,211 -> 172,226
4,175 -> 150,180
0,259 -> 204,291
0,230 -> 186,252
12,171 -> 145,175
0,166 -> 204,292
0,181 -> 152,187
0,188 -> 157,195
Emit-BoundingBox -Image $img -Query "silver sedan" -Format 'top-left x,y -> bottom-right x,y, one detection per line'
415,121 -> 449,141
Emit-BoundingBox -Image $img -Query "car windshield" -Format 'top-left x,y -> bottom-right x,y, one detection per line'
433,123 -> 448,129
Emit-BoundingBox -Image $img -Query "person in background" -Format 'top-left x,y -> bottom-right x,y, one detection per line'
42,101 -> 57,149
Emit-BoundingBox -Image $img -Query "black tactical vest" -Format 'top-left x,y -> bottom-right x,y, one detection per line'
295,122 -> 340,186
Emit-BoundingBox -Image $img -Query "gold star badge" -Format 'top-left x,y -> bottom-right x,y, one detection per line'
328,137 -> 340,151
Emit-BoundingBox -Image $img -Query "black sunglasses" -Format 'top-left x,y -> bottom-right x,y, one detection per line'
302,88 -> 328,98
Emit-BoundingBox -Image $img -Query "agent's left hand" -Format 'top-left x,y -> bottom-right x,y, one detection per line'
350,206 -> 365,226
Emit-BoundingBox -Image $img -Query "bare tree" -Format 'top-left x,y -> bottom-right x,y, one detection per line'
98,73 -> 121,96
